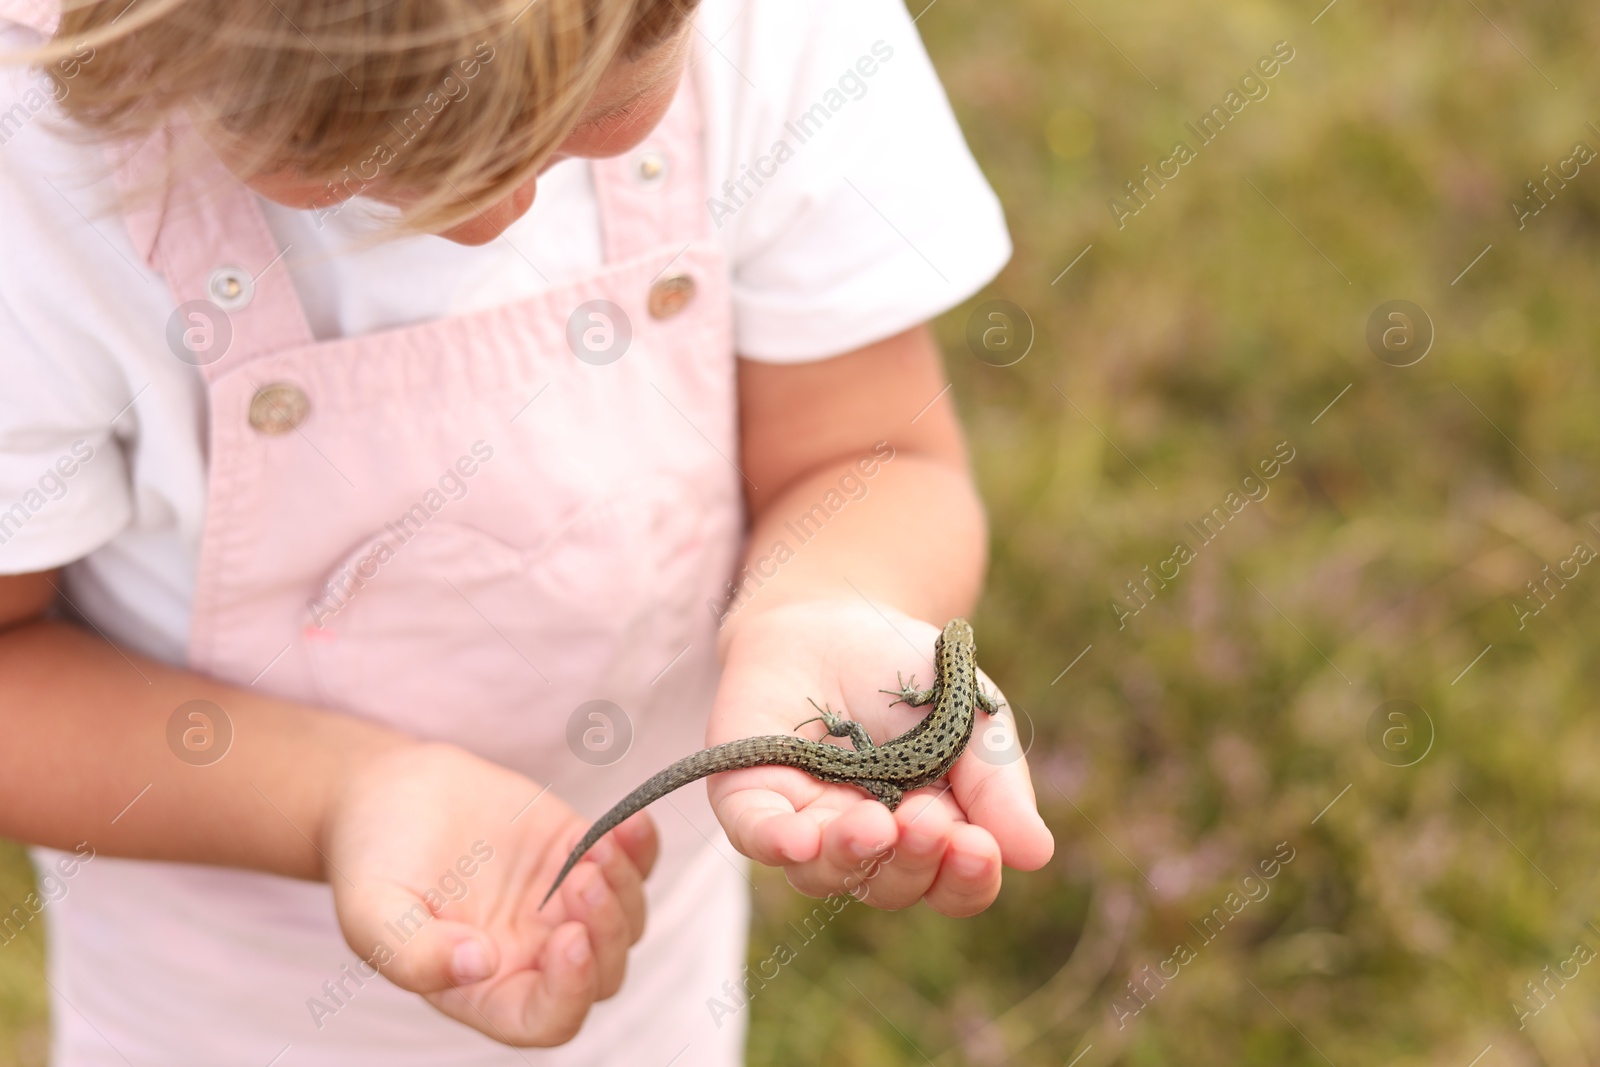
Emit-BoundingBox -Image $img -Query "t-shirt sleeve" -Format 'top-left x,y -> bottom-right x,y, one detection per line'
0,294 -> 134,575
0,26 -> 135,574
699,0 -> 1011,362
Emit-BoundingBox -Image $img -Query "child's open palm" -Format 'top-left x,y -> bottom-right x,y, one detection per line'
707,601 -> 1054,916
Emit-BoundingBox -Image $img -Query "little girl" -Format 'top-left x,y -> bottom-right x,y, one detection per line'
0,0 -> 1053,1062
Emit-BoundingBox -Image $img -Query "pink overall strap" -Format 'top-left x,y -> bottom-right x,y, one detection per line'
588,67 -> 711,261
1,0 -> 712,330
129,65 -> 713,383
0,0 -> 313,370
127,141 -> 318,381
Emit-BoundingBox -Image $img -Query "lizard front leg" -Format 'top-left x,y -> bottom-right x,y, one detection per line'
794,699 -> 876,752
880,671 -> 938,708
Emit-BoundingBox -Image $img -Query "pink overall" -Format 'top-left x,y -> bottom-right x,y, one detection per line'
6,3 -> 752,1062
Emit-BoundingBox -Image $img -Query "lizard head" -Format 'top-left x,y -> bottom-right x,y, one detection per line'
942,617 -> 974,651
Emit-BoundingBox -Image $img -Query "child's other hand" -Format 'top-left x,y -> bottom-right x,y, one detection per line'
323,743 -> 657,1046
708,601 -> 1054,917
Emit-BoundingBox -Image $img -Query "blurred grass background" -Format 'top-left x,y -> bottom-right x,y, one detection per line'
743,0 -> 1600,1064
5,0 -> 1600,1063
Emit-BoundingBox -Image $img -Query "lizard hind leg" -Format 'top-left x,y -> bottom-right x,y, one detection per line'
880,671 -> 937,708
794,699 -> 876,752
850,778 -> 905,810
977,686 -> 1006,715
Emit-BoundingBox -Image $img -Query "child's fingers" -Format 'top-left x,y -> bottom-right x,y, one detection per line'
921,822 -> 1003,917
559,863 -> 634,999
513,921 -> 601,1045
788,799 -> 897,899
715,789 -> 821,866
610,811 -> 660,882
437,921 -> 599,1046
340,883 -> 500,994
948,742 -> 1055,871
585,833 -> 649,943
832,795 -> 949,910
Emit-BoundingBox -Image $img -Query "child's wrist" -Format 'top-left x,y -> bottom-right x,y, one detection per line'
312,725 -> 426,878
713,591 -> 862,661
713,594 -> 928,663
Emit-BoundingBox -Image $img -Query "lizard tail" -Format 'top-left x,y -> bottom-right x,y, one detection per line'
538,735 -> 823,909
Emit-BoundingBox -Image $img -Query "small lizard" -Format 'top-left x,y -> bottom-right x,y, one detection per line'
539,617 -> 1000,908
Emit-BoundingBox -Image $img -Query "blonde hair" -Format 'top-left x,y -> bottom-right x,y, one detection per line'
16,0 -> 694,231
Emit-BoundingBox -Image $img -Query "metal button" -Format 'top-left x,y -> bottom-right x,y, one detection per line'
635,150 -> 669,185
647,273 -> 696,319
248,383 -> 310,435
207,266 -> 255,311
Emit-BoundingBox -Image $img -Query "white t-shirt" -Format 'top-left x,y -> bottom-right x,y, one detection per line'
0,0 -> 1010,662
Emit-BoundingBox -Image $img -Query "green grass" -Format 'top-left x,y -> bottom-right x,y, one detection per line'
744,0 -> 1600,1063
0,842 -> 47,1067
7,0 -> 1600,1063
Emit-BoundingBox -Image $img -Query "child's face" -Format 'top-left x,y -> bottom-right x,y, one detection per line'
235,24 -> 692,245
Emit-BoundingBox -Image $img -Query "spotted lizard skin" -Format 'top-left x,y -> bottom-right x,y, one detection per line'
540,618 -> 998,907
